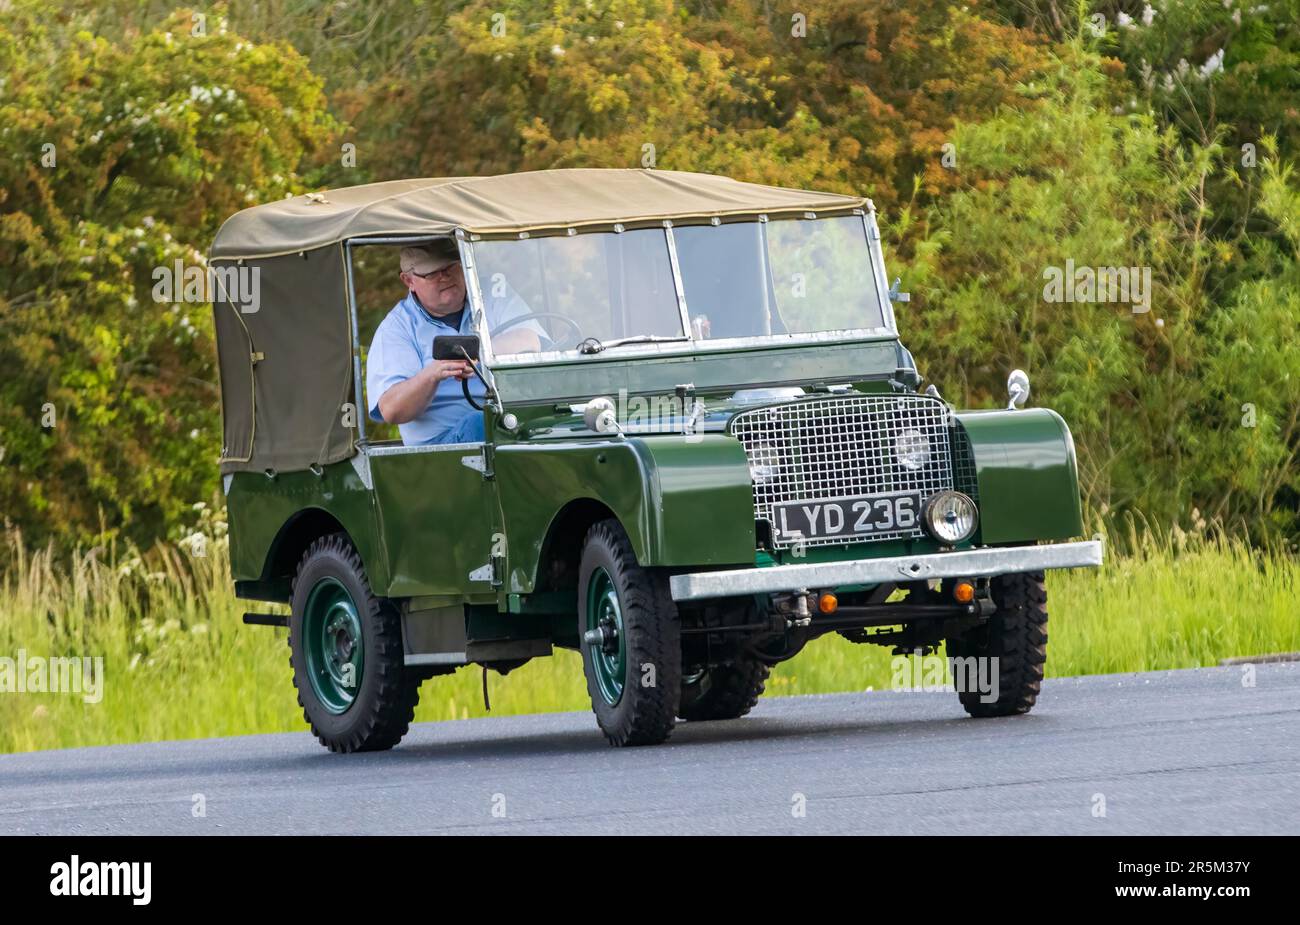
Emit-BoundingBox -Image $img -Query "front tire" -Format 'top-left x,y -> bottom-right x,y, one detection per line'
678,658 -> 770,721
578,520 -> 681,746
289,534 -> 422,752
945,570 -> 1048,718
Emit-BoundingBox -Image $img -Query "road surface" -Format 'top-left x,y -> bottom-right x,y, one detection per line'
1,664 -> 1296,835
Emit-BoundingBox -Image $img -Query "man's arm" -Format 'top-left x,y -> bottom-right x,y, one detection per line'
484,282 -> 545,355
492,327 -> 542,354
376,359 -> 471,425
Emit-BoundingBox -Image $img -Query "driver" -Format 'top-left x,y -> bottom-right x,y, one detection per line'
366,240 -> 542,445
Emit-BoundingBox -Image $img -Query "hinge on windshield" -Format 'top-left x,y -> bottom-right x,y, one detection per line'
468,556 -> 504,588
460,446 -> 494,479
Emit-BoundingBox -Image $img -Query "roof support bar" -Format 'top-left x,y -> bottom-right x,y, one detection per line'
343,240 -> 367,444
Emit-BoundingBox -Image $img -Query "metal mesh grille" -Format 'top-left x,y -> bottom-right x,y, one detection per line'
950,421 -> 980,503
730,394 -> 955,548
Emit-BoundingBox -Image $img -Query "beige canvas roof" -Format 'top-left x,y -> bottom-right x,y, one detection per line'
210,168 -> 868,258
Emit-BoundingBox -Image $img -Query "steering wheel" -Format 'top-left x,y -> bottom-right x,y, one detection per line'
490,312 -> 585,351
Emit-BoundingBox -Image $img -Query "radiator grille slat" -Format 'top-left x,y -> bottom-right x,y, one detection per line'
730,395 -> 957,548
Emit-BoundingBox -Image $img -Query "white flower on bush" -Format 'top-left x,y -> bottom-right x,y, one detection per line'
1142,3 -> 1156,25
179,531 -> 206,554
1199,49 -> 1225,79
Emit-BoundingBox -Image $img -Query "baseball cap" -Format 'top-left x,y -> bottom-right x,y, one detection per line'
399,239 -> 460,274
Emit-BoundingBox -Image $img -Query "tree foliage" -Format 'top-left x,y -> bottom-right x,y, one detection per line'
0,3 -> 336,550
1,0 -> 1297,552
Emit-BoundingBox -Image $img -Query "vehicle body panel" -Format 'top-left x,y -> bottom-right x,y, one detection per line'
369,445 -> 499,597
956,408 -> 1084,543
226,461 -> 385,600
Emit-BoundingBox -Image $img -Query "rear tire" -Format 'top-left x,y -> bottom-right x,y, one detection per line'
289,533 -> 422,752
945,570 -> 1048,718
578,519 -> 681,746
678,658 -> 770,721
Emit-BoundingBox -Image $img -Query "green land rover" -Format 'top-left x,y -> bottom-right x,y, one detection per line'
210,168 -> 1101,752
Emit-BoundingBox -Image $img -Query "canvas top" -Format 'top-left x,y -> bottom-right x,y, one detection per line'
209,168 -> 868,258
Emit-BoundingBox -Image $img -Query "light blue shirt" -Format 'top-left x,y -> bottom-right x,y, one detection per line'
366,288 -> 538,445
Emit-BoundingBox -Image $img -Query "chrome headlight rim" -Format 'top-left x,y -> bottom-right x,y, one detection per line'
921,490 -> 979,544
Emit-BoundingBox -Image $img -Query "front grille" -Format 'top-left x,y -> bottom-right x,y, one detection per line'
950,419 -> 980,503
729,394 -> 956,548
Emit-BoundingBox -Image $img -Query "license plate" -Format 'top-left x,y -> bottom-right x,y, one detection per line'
774,492 -> 922,541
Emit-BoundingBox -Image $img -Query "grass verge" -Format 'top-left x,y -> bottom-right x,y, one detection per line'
1,520 -> 1295,753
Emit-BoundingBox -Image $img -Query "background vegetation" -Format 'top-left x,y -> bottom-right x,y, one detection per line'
2,516 -> 1296,753
0,1 -> 1296,750
2,0 -> 1297,552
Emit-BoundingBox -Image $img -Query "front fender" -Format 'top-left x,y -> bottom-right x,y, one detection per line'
494,434 -> 755,594
632,434 -> 756,566
955,408 -> 1085,544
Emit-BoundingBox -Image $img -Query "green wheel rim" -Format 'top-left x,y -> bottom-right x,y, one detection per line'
585,566 -> 626,706
302,577 -> 364,715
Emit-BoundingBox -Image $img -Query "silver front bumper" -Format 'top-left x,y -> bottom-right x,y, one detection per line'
668,540 -> 1103,602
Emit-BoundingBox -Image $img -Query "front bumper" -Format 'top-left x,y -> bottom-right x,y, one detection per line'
668,540 -> 1103,602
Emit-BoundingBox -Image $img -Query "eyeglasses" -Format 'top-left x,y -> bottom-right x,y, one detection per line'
407,262 -> 460,282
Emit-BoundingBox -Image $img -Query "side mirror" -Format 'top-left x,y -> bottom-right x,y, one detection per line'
432,334 -> 481,362
1006,369 -> 1030,410
433,334 -> 490,411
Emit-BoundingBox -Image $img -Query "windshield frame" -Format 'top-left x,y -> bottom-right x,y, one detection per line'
462,208 -> 899,369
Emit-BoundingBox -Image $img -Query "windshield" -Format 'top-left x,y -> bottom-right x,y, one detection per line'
471,228 -> 685,359
673,215 -> 884,340
471,214 -> 885,362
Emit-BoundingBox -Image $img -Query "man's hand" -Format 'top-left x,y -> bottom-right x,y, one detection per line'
377,359 -> 471,425
431,358 -> 474,382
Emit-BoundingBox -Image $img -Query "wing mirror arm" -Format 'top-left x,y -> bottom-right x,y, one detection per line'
888,277 -> 910,303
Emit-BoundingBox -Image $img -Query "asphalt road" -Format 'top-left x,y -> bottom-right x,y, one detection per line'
1,664 -> 1296,835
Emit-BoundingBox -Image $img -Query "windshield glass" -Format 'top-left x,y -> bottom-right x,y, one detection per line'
471,228 -> 684,359
471,215 -> 885,362
673,214 -> 884,340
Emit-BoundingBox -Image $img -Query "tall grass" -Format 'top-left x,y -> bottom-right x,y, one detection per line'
1,516 -> 1295,754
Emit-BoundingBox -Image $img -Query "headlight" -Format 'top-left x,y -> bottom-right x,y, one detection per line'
922,490 -> 978,544
894,428 -> 930,470
748,441 -> 781,484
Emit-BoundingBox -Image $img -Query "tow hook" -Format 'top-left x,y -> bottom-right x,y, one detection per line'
791,591 -> 813,627
769,589 -> 815,628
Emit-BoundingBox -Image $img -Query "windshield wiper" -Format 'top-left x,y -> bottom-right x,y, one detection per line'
578,334 -> 689,355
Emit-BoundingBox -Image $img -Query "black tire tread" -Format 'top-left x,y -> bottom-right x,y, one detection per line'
947,570 -> 1048,718
580,519 -> 681,747
289,533 -> 422,752
678,659 -> 770,721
